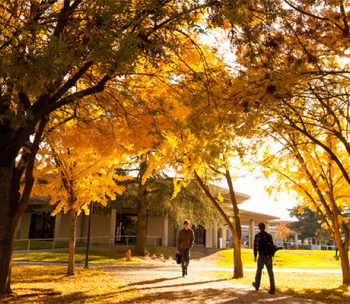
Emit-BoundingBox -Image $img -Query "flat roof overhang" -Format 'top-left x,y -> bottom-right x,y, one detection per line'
226,208 -> 280,225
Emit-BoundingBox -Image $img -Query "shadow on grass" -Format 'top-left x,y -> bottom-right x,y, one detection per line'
1,279 -> 257,304
281,285 -> 350,304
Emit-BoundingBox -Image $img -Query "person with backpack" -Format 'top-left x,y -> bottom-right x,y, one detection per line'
252,222 -> 276,294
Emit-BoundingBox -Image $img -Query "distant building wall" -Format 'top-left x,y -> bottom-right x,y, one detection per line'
146,216 -> 163,246
88,210 -> 111,244
168,218 -> 176,247
19,212 -> 31,239
59,212 -> 71,241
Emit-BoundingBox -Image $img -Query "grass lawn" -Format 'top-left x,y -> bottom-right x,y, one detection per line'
14,246 -> 348,270
210,270 -> 350,304
216,248 -> 349,269
13,247 -> 143,265
1,265 -> 139,303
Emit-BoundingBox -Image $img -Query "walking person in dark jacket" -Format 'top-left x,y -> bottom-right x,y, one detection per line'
252,222 -> 275,294
177,219 -> 195,277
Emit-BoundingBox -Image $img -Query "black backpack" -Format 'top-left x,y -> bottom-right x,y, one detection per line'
259,231 -> 275,256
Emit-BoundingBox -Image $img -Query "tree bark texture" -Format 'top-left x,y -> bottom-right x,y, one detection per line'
0,118 -> 48,294
0,165 -> 27,294
338,245 -> 350,284
334,235 -> 350,285
135,182 -> 148,256
225,169 -> 244,278
233,241 -> 243,278
67,209 -> 77,276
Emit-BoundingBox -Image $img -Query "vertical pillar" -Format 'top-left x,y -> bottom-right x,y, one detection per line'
249,219 -> 255,249
15,216 -> 22,239
109,208 -> 117,245
162,215 -> 169,247
265,222 -> 269,233
54,212 -> 62,240
222,225 -> 227,248
212,222 -> 218,249
175,224 -> 181,247
295,232 -> 298,244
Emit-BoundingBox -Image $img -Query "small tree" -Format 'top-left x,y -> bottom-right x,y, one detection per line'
34,119 -> 129,275
274,222 -> 290,242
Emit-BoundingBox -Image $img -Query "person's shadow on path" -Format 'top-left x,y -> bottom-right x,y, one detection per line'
118,278 -> 231,294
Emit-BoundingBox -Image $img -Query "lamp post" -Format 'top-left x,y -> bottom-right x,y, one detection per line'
84,201 -> 94,268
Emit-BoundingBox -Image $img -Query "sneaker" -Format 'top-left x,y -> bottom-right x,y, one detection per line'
268,290 -> 275,295
252,282 -> 258,291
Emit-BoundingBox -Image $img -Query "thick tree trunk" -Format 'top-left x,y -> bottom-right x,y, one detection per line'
135,183 -> 149,256
338,241 -> 350,285
0,166 -> 22,295
67,209 -> 77,276
0,117 -> 48,295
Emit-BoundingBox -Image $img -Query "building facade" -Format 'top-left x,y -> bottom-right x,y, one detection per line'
17,190 -> 282,249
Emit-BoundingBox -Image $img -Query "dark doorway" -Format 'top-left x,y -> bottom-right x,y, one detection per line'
29,211 -> 55,239
192,225 -> 205,246
115,213 -> 138,244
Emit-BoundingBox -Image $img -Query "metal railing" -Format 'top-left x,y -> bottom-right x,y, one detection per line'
227,240 -> 347,251
14,235 -> 163,253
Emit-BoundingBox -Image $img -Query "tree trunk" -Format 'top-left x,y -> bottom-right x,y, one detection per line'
337,239 -> 350,285
225,169 -> 243,278
135,182 -> 149,256
0,118 -> 48,294
233,240 -> 243,278
0,165 -> 22,295
67,209 -> 77,276
194,171 -> 243,278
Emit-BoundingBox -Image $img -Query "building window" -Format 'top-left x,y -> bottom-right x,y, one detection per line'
29,211 -> 55,239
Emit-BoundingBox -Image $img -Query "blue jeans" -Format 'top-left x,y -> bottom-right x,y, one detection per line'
255,255 -> 275,292
179,248 -> 190,272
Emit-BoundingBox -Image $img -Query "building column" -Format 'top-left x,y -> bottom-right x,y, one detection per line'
218,226 -> 226,249
162,215 -> 169,247
249,219 -> 255,249
54,212 -> 62,240
265,222 -> 269,233
294,232 -> 298,244
109,208 -> 117,245
175,224 -> 181,247
212,222 -> 218,249
15,217 -> 22,239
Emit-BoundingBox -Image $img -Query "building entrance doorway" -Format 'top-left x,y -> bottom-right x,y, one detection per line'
115,213 -> 137,244
192,225 -> 205,246
29,211 -> 55,239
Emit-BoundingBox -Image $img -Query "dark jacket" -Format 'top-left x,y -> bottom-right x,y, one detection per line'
254,231 -> 274,259
177,228 -> 195,251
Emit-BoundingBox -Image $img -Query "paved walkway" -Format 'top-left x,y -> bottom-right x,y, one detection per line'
102,263 -> 327,304
12,261 -> 331,303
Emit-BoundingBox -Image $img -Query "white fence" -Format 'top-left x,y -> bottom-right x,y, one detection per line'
15,235 -> 163,253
